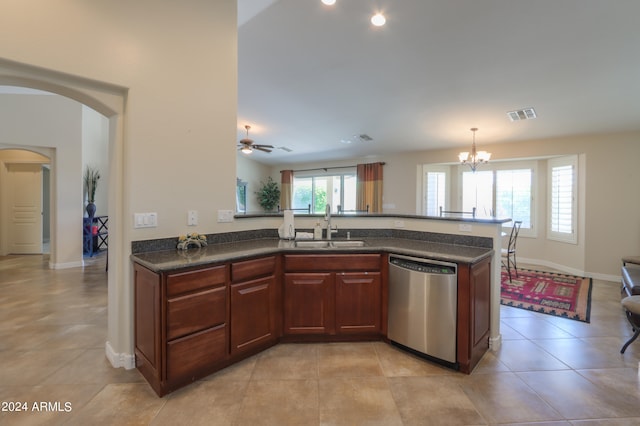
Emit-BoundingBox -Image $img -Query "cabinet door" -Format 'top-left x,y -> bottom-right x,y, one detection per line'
335,272 -> 381,334
284,273 -> 334,335
167,285 -> 226,340
230,276 -> 277,356
166,325 -> 227,383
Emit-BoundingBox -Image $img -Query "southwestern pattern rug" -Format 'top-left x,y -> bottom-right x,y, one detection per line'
500,268 -> 593,322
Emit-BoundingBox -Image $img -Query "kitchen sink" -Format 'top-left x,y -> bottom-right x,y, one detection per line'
295,240 -> 331,248
329,240 -> 367,247
294,240 -> 367,248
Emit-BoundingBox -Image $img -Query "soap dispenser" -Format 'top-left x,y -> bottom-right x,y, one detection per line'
314,222 -> 322,240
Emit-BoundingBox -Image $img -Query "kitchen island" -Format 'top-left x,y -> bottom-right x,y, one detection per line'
132,230 -> 494,396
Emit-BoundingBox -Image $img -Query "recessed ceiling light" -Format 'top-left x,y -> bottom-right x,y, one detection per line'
371,13 -> 386,27
321,0 -> 336,6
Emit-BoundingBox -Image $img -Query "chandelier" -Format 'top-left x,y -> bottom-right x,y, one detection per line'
458,128 -> 491,172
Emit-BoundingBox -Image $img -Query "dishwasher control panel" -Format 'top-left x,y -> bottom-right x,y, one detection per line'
389,256 -> 456,275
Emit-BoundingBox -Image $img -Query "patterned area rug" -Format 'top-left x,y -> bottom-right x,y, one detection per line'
500,268 -> 593,322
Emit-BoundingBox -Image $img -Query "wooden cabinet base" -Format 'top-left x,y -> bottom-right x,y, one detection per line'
135,251 -> 491,396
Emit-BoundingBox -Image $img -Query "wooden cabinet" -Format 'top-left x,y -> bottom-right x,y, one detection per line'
456,256 -> 491,374
134,262 -> 229,396
134,247 -> 490,397
335,272 -> 381,334
283,272 -> 334,334
230,256 -> 279,357
283,254 -> 383,338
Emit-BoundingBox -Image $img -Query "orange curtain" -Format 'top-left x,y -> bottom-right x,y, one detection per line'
280,170 -> 293,210
356,162 -> 384,213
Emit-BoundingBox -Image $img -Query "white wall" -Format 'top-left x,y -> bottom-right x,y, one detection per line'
82,105 -> 109,216
0,0 -> 238,367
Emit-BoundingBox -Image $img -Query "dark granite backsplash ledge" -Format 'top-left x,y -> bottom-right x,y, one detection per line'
131,228 -> 493,254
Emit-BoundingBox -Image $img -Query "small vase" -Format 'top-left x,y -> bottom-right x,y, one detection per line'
86,202 -> 96,218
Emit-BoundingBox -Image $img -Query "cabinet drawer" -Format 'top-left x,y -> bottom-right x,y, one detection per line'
231,256 -> 276,282
166,325 -> 227,383
167,286 -> 227,340
166,264 -> 227,297
284,254 -> 381,272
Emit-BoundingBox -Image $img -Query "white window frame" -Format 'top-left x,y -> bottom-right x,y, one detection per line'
292,169 -> 356,214
457,160 -> 537,238
422,165 -> 450,216
547,155 -> 578,244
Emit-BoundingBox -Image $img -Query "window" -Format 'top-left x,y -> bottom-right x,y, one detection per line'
548,155 -> 577,244
459,162 -> 536,236
462,170 -> 494,217
495,169 -> 532,229
292,171 -> 356,214
423,166 -> 448,216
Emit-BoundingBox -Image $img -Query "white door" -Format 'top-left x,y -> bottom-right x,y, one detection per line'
7,163 -> 43,254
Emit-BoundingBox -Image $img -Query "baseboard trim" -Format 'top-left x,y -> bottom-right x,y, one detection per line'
489,334 -> 502,351
105,341 -> 136,370
49,260 -> 84,269
516,257 -> 620,283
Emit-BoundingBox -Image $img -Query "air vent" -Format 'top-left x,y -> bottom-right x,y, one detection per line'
507,108 -> 537,122
358,134 -> 373,142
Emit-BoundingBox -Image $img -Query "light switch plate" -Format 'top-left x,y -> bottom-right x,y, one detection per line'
217,209 -> 234,223
134,212 -> 158,228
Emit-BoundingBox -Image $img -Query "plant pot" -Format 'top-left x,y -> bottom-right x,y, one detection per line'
86,202 -> 96,218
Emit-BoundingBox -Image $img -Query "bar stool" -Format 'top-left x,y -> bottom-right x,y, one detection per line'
620,295 -> 640,353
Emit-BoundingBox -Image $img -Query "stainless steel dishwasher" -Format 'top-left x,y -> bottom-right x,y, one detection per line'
387,254 -> 458,367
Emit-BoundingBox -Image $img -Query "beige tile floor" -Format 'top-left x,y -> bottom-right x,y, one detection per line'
2,253 -> 640,425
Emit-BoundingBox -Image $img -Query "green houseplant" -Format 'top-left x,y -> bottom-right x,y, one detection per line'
256,176 -> 280,212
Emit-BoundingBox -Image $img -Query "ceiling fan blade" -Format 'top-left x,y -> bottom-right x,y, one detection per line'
254,146 -> 272,153
254,144 -> 274,149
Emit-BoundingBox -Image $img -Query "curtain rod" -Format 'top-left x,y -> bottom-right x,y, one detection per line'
281,162 -> 385,173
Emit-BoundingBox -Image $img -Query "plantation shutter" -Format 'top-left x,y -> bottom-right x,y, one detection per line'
548,156 -> 577,243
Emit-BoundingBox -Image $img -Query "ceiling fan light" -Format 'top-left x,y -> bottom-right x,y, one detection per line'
241,146 -> 253,154
321,0 -> 336,5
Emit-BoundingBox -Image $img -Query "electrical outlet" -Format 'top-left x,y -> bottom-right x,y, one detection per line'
459,223 -> 472,232
188,210 -> 198,226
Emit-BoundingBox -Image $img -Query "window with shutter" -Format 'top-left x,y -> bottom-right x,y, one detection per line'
548,156 -> 577,244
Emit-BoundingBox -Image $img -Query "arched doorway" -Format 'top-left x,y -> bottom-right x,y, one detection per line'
0,58 -> 131,368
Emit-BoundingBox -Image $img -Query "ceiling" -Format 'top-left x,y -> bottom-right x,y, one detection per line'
238,0 -> 640,165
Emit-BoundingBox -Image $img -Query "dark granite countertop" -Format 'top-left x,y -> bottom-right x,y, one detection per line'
131,237 -> 493,273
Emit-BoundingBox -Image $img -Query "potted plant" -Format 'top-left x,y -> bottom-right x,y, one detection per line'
84,166 -> 101,217
255,176 -> 280,212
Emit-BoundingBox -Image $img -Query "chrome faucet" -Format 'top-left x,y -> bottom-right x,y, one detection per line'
324,204 -> 337,240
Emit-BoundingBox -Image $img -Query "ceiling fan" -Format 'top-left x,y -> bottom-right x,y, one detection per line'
238,125 -> 274,154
